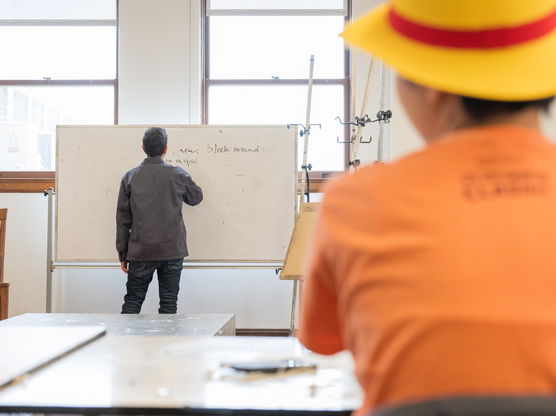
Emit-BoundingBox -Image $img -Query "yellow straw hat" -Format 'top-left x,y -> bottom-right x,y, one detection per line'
342,0 -> 556,101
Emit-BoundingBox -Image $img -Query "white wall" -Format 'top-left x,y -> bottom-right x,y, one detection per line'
0,194 -> 47,316
118,0 -> 201,124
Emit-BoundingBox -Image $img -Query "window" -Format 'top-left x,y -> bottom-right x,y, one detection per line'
207,0 -> 346,12
1,86 -> 114,170
0,0 -> 117,172
204,1 -> 350,173
0,26 -> 117,80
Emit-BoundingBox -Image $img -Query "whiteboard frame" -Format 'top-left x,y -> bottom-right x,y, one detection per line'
54,124 -> 298,264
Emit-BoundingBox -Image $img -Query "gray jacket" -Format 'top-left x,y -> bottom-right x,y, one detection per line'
116,156 -> 203,262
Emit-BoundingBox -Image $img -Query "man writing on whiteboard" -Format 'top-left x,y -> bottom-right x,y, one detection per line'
116,127 -> 203,314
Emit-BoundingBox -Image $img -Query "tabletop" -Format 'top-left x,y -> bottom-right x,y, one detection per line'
0,335 -> 361,415
0,313 -> 236,336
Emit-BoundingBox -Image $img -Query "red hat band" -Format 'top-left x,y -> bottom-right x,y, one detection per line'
388,7 -> 556,49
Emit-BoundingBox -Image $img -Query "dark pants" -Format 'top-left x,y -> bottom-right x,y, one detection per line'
121,259 -> 183,314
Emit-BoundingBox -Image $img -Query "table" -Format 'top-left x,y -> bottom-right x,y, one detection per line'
0,313 -> 236,336
0,336 -> 361,415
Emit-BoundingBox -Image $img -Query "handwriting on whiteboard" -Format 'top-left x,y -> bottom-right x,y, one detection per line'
166,144 -> 261,168
206,143 -> 260,154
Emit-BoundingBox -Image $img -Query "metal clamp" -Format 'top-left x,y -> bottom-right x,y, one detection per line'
335,115 -> 374,143
335,115 -> 372,127
287,123 -> 322,137
348,159 -> 361,168
372,110 -> 393,123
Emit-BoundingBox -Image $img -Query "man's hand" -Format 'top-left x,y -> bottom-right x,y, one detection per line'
120,261 -> 129,274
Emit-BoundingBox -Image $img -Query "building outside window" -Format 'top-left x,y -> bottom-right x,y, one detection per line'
13,91 -> 28,123
31,99 -> 45,131
0,0 -> 117,172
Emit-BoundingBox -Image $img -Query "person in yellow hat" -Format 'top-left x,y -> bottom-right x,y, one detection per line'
298,1 -> 556,415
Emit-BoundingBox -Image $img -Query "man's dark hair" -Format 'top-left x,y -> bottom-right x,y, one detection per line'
461,96 -> 554,122
142,127 -> 168,157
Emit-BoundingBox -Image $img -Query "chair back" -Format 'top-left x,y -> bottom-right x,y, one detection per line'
0,208 -> 6,283
0,208 -> 8,320
372,396 -> 556,416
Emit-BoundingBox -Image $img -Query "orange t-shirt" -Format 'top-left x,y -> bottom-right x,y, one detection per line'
298,125 -> 556,415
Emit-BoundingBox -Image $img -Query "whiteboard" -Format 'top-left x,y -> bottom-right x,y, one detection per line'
56,125 -> 297,263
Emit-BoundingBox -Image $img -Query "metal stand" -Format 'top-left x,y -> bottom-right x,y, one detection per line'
288,55 -> 316,336
377,63 -> 388,162
350,56 -> 375,171
44,188 -> 54,313
290,280 -> 298,335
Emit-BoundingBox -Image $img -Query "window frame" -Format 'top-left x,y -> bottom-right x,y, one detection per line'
206,0 -> 348,16
201,0 -> 352,188
0,5 -> 119,192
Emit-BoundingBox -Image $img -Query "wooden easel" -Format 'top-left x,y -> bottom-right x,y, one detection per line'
279,202 -> 319,281
280,202 -> 320,335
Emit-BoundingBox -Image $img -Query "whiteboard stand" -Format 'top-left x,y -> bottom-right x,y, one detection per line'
43,189 -> 284,313
48,125 -> 296,317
